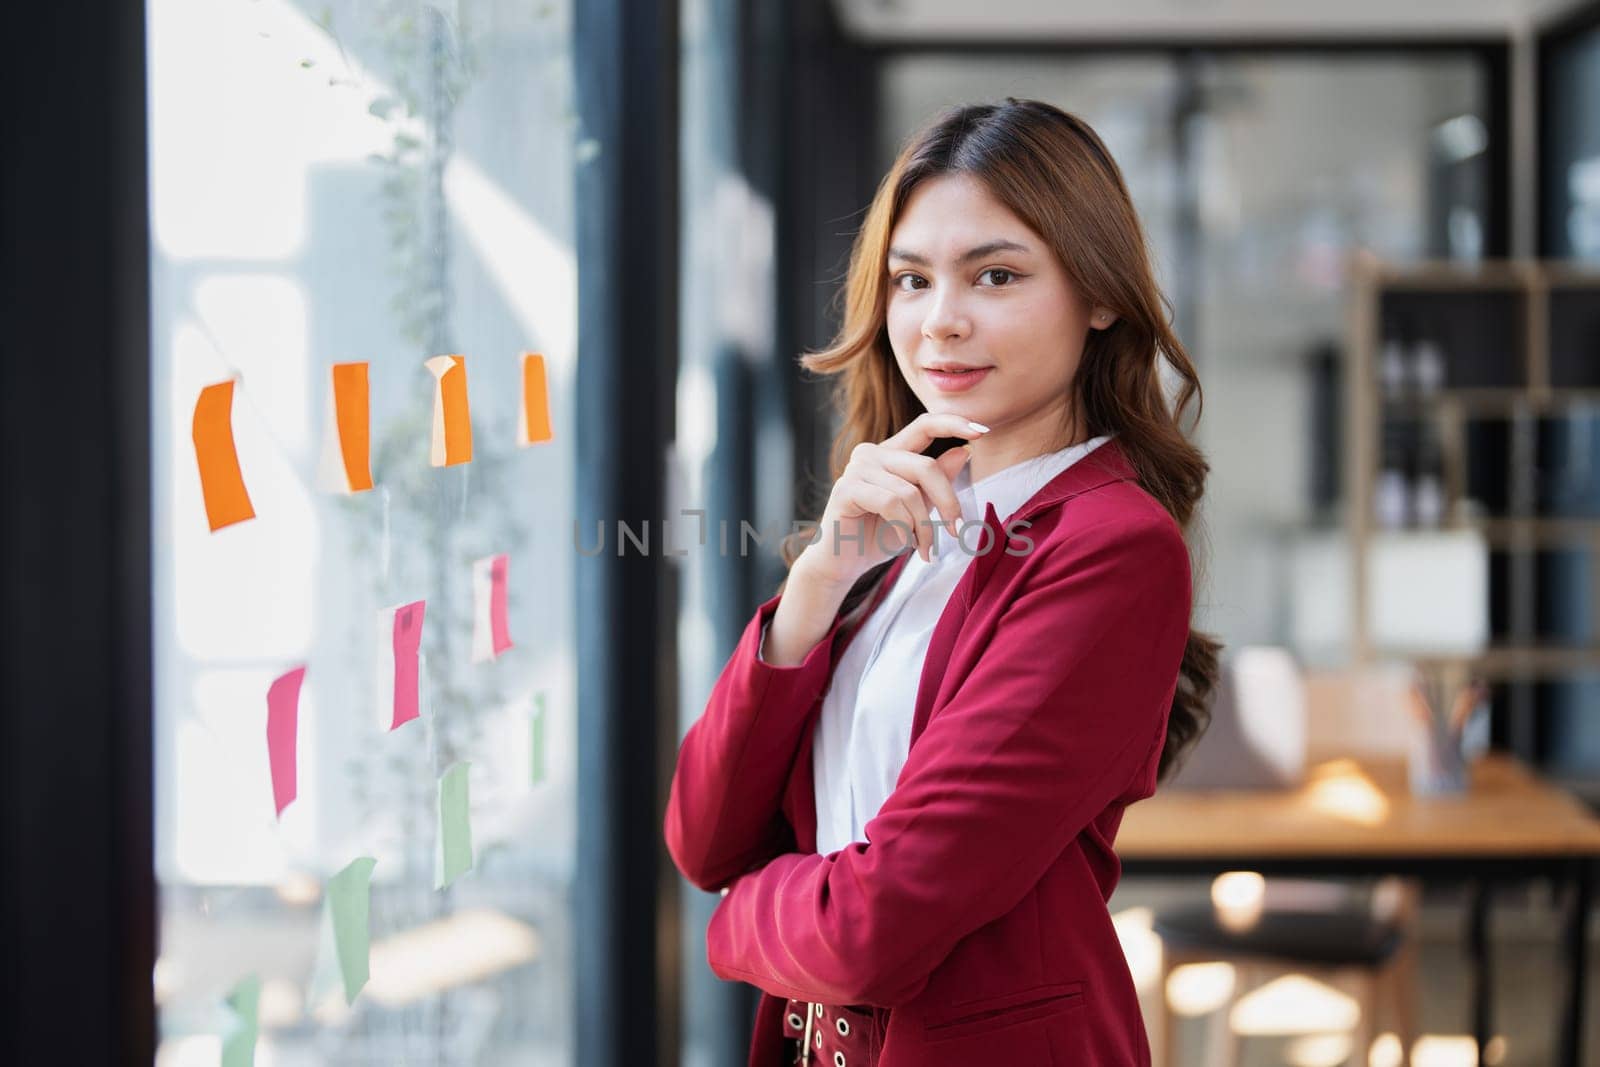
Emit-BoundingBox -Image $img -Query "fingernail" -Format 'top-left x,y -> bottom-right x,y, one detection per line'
967,420 -> 989,433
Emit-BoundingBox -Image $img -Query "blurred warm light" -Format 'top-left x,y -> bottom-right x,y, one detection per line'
1111,906 -> 1162,995
1370,1032 -> 1405,1067
153,956 -> 182,1005
1371,879 -> 1406,922
275,869 -> 322,908
311,987 -> 352,1026
313,908 -> 540,1017
1484,1034 -> 1508,1064
1165,962 -> 1236,1017
1285,1032 -> 1354,1067
1210,870 -> 1266,932
1231,974 -> 1359,1036
1305,759 -> 1390,826
158,1035 -> 278,1067
156,1036 -> 220,1067
1413,1034 -> 1488,1066
257,977 -> 302,1028
366,908 -> 539,1006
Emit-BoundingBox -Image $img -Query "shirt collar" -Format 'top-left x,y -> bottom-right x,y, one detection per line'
951,432 -> 1117,529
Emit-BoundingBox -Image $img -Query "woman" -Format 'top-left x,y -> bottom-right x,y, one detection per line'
665,98 -> 1220,1066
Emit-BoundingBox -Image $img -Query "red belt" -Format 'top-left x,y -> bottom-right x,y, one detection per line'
782,998 -> 878,1066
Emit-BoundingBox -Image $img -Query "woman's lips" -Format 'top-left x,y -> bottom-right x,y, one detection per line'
926,366 -> 994,392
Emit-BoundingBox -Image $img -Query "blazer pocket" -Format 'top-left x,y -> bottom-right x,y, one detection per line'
921,981 -> 1086,1042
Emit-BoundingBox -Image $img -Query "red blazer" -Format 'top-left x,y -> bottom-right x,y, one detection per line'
664,437 -> 1192,1066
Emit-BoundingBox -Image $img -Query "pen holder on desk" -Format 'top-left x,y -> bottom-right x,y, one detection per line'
1407,711 -> 1468,795
1404,667 -> 1490,796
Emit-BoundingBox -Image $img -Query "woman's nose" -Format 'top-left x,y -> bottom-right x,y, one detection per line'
921,290 -> 970,342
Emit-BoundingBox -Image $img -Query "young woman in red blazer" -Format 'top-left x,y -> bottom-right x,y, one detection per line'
665,98 -> 1220,1066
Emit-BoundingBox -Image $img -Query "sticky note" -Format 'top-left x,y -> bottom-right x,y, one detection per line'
324,856 -> 376,1005
531,691 -> 546,785
379,600 -> 426,731
424,354 -> 473,466
220,973 -> 260,1067
192,379 -> 256,531
266,665 -> 305,818
519,352 -> 553,445
470,554 -> 513,662
317,362 -> 373,493
435,762 -> 474,889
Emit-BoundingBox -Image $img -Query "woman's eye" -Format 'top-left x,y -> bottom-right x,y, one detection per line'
891,269 -> 1017,291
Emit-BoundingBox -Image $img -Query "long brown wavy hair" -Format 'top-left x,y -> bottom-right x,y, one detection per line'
776,97 -> 1220,785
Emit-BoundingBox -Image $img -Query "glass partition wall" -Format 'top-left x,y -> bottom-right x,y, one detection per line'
147,2 -> 578,1063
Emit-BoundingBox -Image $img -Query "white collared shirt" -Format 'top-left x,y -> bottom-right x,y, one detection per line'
760,433 -> 1114,856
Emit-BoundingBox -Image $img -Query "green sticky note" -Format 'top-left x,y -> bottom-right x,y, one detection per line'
435,761 -> 474,889
324,856 -> 376,1005
220,973 -> 260,1067
531,691 -> 546,785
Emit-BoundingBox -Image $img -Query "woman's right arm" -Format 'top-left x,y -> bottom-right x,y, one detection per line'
663,551 -> 854,894
664,411 -> 985,893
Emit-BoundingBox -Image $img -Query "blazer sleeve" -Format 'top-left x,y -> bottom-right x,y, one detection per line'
703,514 -> 1192,1007
663,585 -> 851,894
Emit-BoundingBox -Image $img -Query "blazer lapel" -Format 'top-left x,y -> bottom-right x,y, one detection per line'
784,435 -> 1137,848
908,437 -> 1138,747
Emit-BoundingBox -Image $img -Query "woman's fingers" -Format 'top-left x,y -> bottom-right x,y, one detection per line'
844,481 -> 920,558
871,447 -> 966,537
880,410 -> 989,455
855,466 -> 935,560
811,411 -> 989,578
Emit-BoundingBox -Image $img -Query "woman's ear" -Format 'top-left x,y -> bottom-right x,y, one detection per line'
1089,307 -> 1119,330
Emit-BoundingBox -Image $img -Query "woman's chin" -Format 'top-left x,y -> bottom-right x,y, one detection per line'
921,394 -> 988,419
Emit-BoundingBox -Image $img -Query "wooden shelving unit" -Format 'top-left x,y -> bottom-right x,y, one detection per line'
1348,255 -> 1600,770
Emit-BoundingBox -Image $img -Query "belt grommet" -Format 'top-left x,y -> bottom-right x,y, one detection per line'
788,1013 -> 803,1028
836,1017 -> 849,1036
833,1053 -> 846,1067
813,1002 -> 824,1017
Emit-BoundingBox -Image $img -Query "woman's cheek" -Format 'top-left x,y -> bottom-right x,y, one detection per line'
885,310 -> 917,357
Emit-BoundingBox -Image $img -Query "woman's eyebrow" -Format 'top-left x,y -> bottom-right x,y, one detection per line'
886,239 -> 1031,267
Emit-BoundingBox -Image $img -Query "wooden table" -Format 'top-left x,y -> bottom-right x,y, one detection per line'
1118,752 -> 1600,1066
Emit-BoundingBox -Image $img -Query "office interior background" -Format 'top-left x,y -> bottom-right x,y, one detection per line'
6,0 -> 1600,1065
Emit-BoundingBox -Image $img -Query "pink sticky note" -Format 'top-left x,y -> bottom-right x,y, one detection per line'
391,600 -> 426,730
471,554 -> 514,662
267,666 -> 306,818
490,555 -> 512,657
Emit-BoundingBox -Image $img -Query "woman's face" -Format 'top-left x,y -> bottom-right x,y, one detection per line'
884,172 -> 1116,473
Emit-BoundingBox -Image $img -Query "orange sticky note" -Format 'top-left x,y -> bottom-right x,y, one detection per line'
331,362 -> 373,492
424,355 -> 473,467
192,379 -> 256,531
518,352 -> 553,446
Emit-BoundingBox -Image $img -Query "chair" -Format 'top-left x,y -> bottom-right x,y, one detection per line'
1155,877 -> 1420,1066
1152,655 -> 1423,1066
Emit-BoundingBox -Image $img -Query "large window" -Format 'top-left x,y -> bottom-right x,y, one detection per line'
1541,10 -> 1600,261
148,2 -> 577,1062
